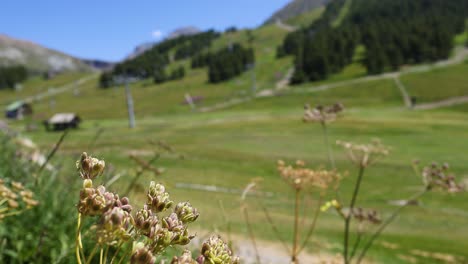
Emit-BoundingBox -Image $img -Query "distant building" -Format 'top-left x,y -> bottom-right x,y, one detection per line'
5,101 -> 33,120
44,113 -> 81,131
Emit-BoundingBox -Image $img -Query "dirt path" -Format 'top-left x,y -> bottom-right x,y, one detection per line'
22,74 -> 99,104
198,66 -> 294,112
392,77 -> 412,108
414,96 -> 468,110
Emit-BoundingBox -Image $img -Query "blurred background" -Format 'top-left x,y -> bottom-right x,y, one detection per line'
0,0 -> 467,263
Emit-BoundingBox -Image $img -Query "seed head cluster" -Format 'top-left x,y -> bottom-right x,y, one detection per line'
337,139 -> 390,167
303,103 -> 344,124
351,208 -> 381,225
200,235 -> 240,264
0,179 -> 38,220
421,162 -> 464,193
277,160 -> 341,191
75,152 -> 234,264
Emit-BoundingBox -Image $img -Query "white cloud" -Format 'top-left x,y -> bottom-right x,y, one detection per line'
151,30 -> 163,39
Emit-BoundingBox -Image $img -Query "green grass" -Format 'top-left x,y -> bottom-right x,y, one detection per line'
285,6 -> 325,27
332,0 -> 353,28
5,68 -> 467,263
454,31 -> 467,46
401,62 -> 468,104
2,17 -> 468,263
0,72 -> 89,107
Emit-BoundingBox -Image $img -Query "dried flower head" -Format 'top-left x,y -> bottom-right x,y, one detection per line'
134,205 -> 159,238
131,242 -> 156,264
422,162 -> 464,193
174,202 -> 200,224
201,236 -> 239,264
303,103 -> 344,124
351,208 -> 381,225
96,206 -> 133,245
277,160 -> 341,191
0,180 -> 38,220
161,213 -> 194,245
147,182 -> 173,212
76,152 -> 105,180
337,139 -> 390,167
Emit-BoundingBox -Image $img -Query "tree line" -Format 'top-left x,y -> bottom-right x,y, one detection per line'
207,43 -> 255,83
279,0 -> 468,84
100,30 -> 220,88
0,65 -> 28,90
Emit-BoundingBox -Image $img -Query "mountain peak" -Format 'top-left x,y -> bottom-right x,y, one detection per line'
0,34 -> 91,72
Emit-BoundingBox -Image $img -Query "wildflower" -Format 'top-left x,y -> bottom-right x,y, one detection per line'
76,152 -> 105,180
96,206 -> 133,245
352,208 -> 381,225
174,202 -> 199,224
147,182 -> 173,212
277,160 -> 341,191
161,213 -> 194,245
134,205 -> 159,238
303,103 -> 344,124
320,199 -> 340,212
131,242 -> 156,264
337,139 -> 390,167
0,180 -> 38,219
201,236 -> 239,264
421,162 -> 463,193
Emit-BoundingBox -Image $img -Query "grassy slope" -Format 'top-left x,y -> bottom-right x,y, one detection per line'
2,12 -> 468,264
6,70 -> 468,264
0,72 -> 89,106
286,6 -> 326,27
401,62 -> 468,103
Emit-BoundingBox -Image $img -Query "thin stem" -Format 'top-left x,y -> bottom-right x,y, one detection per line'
349,231 -> 363,261
242,206 -> 261,264
100,247 -> 104,264
219,200 -> 232,249
85,244 -> 99,264
36,129 -> 69,185
125,154 -> 160,195
103,245 -> 109,264
260,205 -> 291,253
291,189 -> 301,263
76,213 -> 84,264
117,249 -> 131,264
110,242 -> 124,264
344,165 -> 366,264
321,122 -> 336,169
356,189 -> 428,264
297,193 -> 324,254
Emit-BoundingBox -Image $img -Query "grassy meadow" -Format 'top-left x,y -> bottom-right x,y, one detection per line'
1,20 -> 468,264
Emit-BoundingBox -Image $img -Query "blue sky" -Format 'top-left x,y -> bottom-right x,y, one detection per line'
0,0 -> 291,61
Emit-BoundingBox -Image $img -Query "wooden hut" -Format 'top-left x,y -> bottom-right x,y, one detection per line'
5,101 -> 33,120
44,113 -> 81,131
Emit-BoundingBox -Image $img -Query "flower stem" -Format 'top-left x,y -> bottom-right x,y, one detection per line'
297,193 -> 324,254
355,188 -> 428,264
291,189 -> 301,263
242,205 -> 261,264
344,165 -> 365,264
76,213 -> 84,264
321,122 -> 336,169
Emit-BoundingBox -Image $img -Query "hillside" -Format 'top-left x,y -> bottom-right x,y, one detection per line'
280,0 -> 468,84
264,0 -> 330,25
0,34 -> 92,73
1,3 -> 468,263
